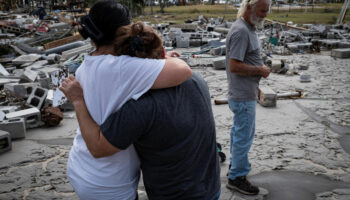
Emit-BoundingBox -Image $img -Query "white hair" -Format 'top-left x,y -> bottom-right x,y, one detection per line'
237,0 -> 270,18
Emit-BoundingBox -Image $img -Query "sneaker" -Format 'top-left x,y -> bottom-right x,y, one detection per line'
226,176 -> 259,195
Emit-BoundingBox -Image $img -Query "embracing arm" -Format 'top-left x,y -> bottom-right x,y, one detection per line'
151,51 -> 192,89
59,75 -> 119,158
229,59 -> 270,78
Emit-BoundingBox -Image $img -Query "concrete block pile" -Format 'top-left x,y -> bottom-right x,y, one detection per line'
0,12 -> 96,150
0,49 -> 79,145
156,17 -> 349,75
161,16 -> 226,49
262,22 -> 350,55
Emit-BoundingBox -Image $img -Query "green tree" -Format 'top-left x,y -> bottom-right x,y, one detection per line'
159,0 -> 168,13
118,0 -> 145,16
87,0 -> 146,16
87,0 -> 98,7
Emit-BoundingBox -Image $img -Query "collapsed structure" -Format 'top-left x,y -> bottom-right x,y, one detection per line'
0,8 -> 349,153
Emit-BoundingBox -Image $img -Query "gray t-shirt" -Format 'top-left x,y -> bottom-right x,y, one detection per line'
225,18 -> 263,101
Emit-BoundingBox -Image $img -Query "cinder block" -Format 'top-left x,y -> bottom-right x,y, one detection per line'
4,82 -> 40,99
38,71 -> 51,89
164,40 -> 173,47
286,44 -> 298,52
0,118 -> 26,139
202,38 -> 220,44
297,43 -> 312,49
327,32 -> 335,39
168,28 -> 182,40
270,59 -> 282,73
0,130 -> 11,154
331,48 -> 350,58
338,42 -> 350,48
26,86 -> 48,109
300,73 -> 311,82
258,86 -> 277,107
189,39 -> 201,47
21,68 -> 38,82
211,56 -> 226,70
176,35 -> 190,48
322,40 -> 339,49
0,106 -> 20,114
12,54 -> 41,65
6,108 -> 41,129
210,46 -> 226,56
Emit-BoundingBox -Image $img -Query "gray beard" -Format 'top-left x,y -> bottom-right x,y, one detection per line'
250,13 -> 265,29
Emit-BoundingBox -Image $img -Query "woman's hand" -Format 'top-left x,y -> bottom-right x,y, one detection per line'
59,75 -> 84,105
166,50 -> 181,58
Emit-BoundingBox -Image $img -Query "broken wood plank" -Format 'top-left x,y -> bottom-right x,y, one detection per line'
265,19 -> 309,31
44,34 -> 83,50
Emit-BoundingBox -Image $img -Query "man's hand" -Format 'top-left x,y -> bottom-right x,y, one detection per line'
260,65 -> 271,78
59,75 -> 84,106
166,50 -> 181,58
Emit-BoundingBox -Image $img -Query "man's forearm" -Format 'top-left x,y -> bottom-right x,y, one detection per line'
236,64 -> 261,76
230,62 -> 261,76
229,58 -> 262,76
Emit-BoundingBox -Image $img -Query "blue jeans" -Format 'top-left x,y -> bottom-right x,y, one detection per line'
228,100 -> 256,180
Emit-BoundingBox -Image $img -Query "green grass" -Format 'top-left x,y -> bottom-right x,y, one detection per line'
144,4 -> 237,14
268,13 -> 340,24
135,4 -> 349,25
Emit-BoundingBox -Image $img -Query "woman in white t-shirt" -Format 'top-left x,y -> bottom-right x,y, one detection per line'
63,1 -> 192,200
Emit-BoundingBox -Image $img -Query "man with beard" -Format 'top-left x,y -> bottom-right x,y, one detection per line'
225,0 -> 270,195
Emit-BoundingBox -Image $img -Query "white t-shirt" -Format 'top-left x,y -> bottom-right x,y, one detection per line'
67,54 -> 165,200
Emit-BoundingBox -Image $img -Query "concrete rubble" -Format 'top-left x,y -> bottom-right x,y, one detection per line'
0,8 -> 89,145
0,5 -> 349,200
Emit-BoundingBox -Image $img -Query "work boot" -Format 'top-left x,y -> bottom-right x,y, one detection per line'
226,176 -> 259,195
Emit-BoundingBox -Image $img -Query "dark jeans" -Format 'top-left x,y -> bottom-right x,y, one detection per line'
211,189 -> 221,200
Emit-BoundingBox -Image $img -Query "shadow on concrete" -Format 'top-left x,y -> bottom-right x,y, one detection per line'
250,171 -> 350,200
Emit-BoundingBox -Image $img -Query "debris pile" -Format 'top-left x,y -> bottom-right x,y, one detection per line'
154,16 -> 350,59
0,9 -> 91,153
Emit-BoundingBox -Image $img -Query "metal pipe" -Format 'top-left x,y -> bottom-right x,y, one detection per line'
45,41 -> 85,55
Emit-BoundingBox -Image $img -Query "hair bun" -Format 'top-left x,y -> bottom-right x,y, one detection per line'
131,22 -> 144,37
